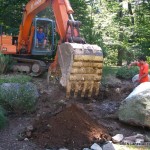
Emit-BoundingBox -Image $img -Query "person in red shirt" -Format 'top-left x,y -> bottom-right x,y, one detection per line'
128,56 -> 149,84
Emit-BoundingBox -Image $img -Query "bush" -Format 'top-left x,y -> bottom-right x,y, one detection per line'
0,53 -> 12,74
0,106 -> 7,129
116,66 -> 139,80
102,66 -> 119,77
0,83 -> 38,113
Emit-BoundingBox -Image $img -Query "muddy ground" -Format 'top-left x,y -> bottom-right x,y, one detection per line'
0,74 -> 150,150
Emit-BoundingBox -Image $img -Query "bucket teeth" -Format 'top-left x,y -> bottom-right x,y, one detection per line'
88,82 -> 94,97
66,82 -> 71,98
81,82 -> 88,97
74,82 -> 80,98
95,82 -> 100,96
67,58 -> 103,97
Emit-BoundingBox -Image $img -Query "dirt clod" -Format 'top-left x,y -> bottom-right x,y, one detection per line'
32,104 -> 111,149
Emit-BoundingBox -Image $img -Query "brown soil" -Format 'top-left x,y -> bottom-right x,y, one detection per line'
32,104 -> 111,149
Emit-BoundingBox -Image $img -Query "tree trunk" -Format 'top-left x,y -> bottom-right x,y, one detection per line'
117,0 -> 123,66
128,2 -> 134,25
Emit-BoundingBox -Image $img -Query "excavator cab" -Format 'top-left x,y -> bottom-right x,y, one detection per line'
32,18 -> 55,56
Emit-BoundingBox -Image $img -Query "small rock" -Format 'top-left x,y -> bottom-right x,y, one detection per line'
40,90 -> 44,94
26,125 -> 33,131
90,143 -> 102,150
37,114 -> 40,117
47,124 -> 52,128
135,138 -> 144,145
59,100 -> 67,104
83,148 -> 91,150
145,135 -> 150,142
121,139 -> 134,145
115,88 -> 121,94
112,134 -> 124,143
123,134 -> 144,142
103,142 -> 115,150
24,138 -> 29,141
59,148 -> 69,150
92,99 -> 96,103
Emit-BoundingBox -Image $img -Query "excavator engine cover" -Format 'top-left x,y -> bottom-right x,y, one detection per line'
58,42 -> 103,98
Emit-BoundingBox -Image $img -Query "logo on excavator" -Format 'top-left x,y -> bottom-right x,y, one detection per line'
31,0 -> 42,10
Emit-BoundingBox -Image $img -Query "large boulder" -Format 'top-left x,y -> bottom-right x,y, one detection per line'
0,82 -> 39,113
118,82 -> 150,128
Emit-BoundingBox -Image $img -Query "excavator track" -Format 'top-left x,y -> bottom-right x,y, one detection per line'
58,42 -> 103,98
12,57 -> 47,76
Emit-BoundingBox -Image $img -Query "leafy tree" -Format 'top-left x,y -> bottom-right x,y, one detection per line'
0,0 -> 28,34
93,0 -> 150,65
134,1 -> 150,56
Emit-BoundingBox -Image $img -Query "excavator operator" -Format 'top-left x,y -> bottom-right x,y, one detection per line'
36,27 -> 47,48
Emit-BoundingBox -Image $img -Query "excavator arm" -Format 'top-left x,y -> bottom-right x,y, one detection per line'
18,0 -> 103,98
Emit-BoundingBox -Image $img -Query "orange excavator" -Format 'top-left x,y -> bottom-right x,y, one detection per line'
0,0 -> 103,98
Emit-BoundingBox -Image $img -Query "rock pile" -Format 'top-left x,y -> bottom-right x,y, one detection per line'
81,133 -> 150,150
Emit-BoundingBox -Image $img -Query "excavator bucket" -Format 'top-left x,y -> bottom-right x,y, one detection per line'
58,42 -> 103,98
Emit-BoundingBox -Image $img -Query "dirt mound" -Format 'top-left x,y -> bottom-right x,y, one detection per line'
32,104 -> 111,149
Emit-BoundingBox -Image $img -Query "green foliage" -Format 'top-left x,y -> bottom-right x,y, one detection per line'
0,53 -> 12,74
0,83 -> 37,113
146,56 -> 150,65
92,0 -> 150,66
116,66 -> 139,80
0,0 -> 28,34
70,0 -> 95,43
103,48 -> 118,65
0,106 -> 7,129
102,65 -> 119,77
134,4 -> 150,56
101,66 -> 120,85
0,74 -> 32,84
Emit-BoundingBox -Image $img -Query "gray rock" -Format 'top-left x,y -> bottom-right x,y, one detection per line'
24,138 -> 29,141
118,82 -> 150,128
112,134 -> 124,143
90,143 -> 102,150
59,149 -> 69,150
103,142 -> 116,150
135,138 -> 144,145
24,82 -> 39,98
0,82 -> 39,98
132,74 -> 139,83
123,134 -> 144,142
0,83 -> 20,91
83,148 -> 91,150
132,74 -> 150,83
26,125 -> 34,131
145,135 -> 150,142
